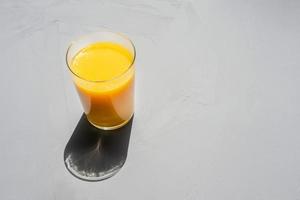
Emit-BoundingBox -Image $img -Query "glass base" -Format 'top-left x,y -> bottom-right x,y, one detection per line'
64,114 -> 133,181
87,114 -> 133,130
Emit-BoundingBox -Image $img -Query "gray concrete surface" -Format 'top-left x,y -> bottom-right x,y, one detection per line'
0,0 -> 300,199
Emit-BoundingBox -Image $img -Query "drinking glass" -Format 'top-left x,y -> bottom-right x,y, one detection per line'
66,31 -> 135,130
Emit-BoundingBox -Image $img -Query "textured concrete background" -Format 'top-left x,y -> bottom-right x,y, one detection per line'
0,0 -> 300,199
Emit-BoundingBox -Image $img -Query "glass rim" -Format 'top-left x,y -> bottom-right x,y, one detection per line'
65,31 -> 136,83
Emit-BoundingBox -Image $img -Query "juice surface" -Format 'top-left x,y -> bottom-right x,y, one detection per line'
70,42 -> 135,129
71,42 -> 133,82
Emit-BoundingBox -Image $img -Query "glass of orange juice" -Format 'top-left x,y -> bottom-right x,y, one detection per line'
66,31 -> 135,130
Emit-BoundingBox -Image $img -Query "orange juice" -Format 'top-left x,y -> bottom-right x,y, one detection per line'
69,42 -> 135,129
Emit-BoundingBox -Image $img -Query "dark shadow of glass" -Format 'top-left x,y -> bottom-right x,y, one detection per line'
64,114 -> 133,181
